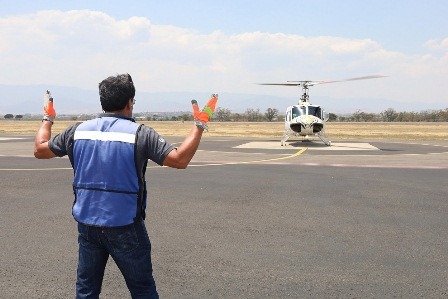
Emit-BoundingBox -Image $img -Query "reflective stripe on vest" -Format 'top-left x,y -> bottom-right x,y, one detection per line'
72,117 -> 141,227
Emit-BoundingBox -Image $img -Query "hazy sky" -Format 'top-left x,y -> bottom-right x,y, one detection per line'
1,0 -> 447,110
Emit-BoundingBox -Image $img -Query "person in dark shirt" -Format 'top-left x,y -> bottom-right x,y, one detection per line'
34,73 -> 218,298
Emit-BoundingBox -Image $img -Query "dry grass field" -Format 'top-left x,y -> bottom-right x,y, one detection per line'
1,120 -> 447,140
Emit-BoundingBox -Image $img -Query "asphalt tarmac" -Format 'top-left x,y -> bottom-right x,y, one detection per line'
1,135 -> 448,298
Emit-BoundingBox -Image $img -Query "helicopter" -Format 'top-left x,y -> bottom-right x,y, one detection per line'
258,75 -> 387,146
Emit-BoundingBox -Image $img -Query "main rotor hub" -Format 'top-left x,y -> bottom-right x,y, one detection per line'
299,85 -> 310,104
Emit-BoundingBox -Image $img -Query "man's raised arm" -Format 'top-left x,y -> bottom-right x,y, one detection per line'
163,94 -> 218,169
34,90 -> 57,159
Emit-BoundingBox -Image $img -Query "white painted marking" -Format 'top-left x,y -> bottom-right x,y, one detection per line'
0,137 -> 26,141
263,162 -> 448,169
235,141 -> 379,151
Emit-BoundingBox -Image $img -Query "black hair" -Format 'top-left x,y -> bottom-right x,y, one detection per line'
99,73 -> 135,112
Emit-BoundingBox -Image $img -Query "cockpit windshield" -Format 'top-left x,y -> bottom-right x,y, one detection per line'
291,106 -> 322,119
291,106 -> 306,118
308,106 -> 322,119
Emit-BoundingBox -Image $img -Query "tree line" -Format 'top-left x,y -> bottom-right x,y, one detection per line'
4,107 -> 448,122
137,108 -> 282,122
3,114 -> 23,119
331,108 -> 448,122
151,107 -> 448,122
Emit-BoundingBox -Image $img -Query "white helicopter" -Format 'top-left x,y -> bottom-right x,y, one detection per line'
259,75 -> 387,146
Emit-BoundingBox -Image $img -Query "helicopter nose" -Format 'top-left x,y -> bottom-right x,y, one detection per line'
299,116 -> 318,129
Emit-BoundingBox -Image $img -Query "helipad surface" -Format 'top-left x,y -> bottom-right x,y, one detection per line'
235,141 -> 379,150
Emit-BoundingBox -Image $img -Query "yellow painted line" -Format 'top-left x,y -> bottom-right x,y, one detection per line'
197,149 -> 291,156
147,147 -> 308,168
0,148 -> 307,171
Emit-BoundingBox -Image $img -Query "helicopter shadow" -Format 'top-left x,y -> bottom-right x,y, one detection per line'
285,140 -> 328,148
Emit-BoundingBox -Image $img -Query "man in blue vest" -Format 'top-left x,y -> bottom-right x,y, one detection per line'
34,73 -> 218,298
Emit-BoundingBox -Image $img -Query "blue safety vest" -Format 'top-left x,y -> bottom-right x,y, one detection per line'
72,116 -> 144,227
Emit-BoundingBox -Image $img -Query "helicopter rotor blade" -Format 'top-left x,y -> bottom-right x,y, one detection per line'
257,75 -> 387,88
257,83 -> 303,86
312,75 -> 388,86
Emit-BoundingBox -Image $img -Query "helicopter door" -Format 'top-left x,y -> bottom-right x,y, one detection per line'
286,109 -> 291,122
285,109 -> 292,130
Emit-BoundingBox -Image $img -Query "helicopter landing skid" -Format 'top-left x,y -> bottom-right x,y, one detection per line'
281,131 -> 331,146
317,133 -> 332,146
280,135 -> 290,146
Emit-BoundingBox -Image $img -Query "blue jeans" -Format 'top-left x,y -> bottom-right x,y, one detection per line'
76,220 -> 159,299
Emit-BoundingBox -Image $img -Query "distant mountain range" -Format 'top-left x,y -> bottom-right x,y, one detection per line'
1,84 -> 445,116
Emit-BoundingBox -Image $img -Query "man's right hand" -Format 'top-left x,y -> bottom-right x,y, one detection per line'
43,90 -> 56,123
